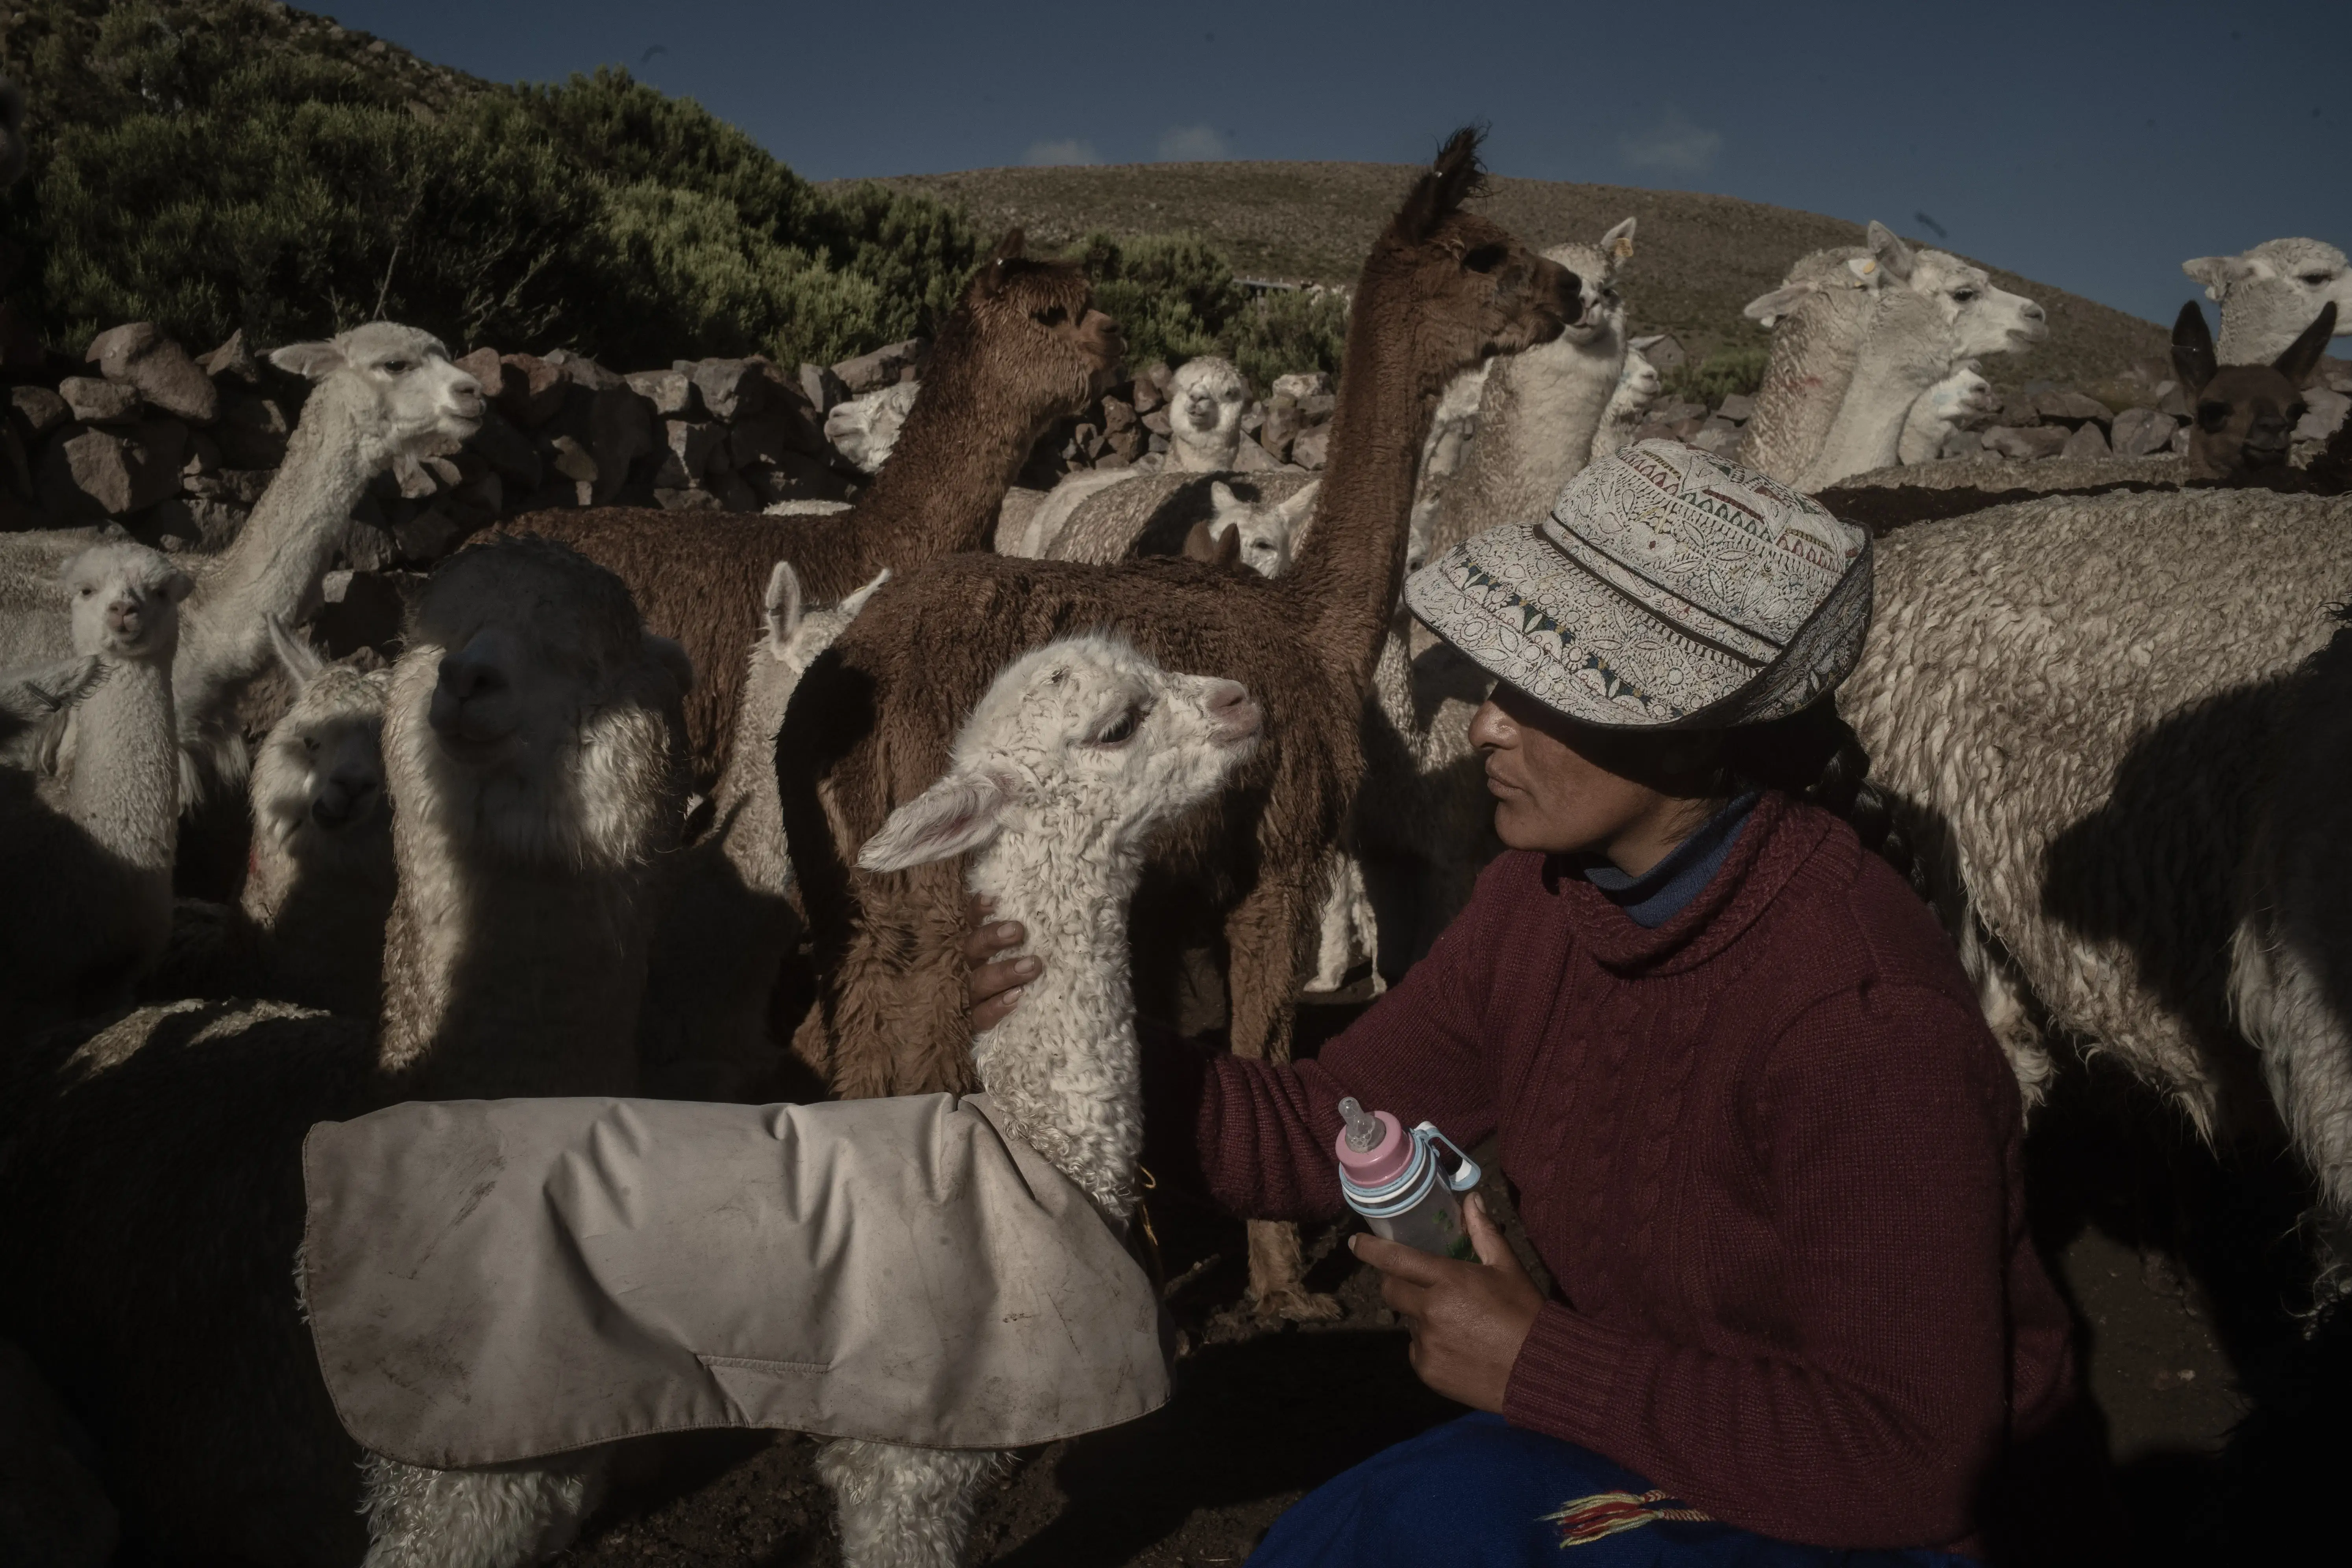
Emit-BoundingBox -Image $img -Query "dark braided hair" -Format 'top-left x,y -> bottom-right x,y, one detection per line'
1714,698 -> 1927,898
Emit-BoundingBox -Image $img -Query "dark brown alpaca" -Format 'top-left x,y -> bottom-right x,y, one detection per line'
780,130 -> 1579,1318
2172,298 -> 2336,481
505,231 -> 1122,786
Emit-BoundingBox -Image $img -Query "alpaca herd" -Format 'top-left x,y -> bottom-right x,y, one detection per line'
2,114 -> 2350,1567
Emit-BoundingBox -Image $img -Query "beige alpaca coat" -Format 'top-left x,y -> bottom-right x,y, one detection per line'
301,1094 -> 1168,1468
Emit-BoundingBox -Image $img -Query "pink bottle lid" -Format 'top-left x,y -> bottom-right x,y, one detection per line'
1334,1104 -> 1411,1187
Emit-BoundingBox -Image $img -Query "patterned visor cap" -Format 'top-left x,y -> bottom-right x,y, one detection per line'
1404,440 -> 1873,729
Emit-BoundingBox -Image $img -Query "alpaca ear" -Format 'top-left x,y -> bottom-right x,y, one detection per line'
1400,127 -> 1485,239
1865,222 -> 1915,282
1744,283 -> 1815,325
1601,217 -> 1636,265
268,340 -> 348,380
1279,479 -> 1320,526
2171,301 -> 2219,396
161,566 -> 195,605
1209,481 -> 1240,513
1181,520 -> 1221,563
991,228 -> 1027,264
643,632 -> 694,695
2181,255 -> 2255,300
763,560 -> 804,650
838,568 -> 891,620
858,767 -> 1013,873
2272,301 -> 2337,388
267,614 -> 325,683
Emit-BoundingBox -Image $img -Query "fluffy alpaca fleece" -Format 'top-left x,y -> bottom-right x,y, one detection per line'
2185,237 -> 2352,364
638,563 -> 889,1100
1187,478 -> 1320,578
1428,220 -> 1633,558
503,231 -> 1122,790
1588,345 -> 1660,467
2230,610 -> 2352,1271
1896,361 -> 1993,465
1837,489 -> 2352,1136
362,636 -> 1259,1568
1737,244 -> 1878,484
0,325 -> 482,806
784,131 -> 1581,1319
0,538 -> 690,1566
1036,468 -> 1320,566
1164,355 -> 1251,472
0,543 -> 192,1028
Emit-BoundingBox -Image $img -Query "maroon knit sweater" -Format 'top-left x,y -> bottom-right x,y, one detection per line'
1147,795 -> 2082,1553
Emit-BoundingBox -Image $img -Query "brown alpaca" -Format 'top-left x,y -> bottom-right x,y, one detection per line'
781,130 -> 1580,1317
505,230 -> 1122,786
2172,298 -> 2336,481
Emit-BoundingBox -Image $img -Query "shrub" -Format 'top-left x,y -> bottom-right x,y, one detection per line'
1663,343 -> 1769,407
1067,229 -> 1346,388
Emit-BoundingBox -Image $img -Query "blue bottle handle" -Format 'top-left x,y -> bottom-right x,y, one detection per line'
1412,1121 -> 1483,1193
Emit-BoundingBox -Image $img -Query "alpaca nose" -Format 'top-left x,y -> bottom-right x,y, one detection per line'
2021,301 -> 2047,324
107,597 -> 145,638
1206,680 -> 1260,740
438,655 -> 505,704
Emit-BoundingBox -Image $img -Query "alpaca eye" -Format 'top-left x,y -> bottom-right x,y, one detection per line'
1033,306 -> 1068,327
1951,289 -> 1978,303
381,361 -> 411,375
2299,273 -> 2334,286
1093,708 -> 1139,746
1462,244 -> 1507,275
2287,403 -> 2308,422
305,736 -> 320,754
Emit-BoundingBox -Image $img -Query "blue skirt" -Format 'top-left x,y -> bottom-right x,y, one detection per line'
1248,1414 -> 1978,1567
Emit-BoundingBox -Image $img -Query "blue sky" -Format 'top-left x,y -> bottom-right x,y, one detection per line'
322,1 -> 2350,328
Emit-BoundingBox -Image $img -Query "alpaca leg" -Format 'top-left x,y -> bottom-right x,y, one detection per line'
360,1450 -> 609,1568
1225,869 -> 1343,1321
2233,917 -> 2352,1304
1960,913 -> 2055,1113
1305,849 -> 1380,996
815,1438 -> 1006,1568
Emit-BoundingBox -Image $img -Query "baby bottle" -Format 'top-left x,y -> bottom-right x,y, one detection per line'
1334,1096 -> 1483,1261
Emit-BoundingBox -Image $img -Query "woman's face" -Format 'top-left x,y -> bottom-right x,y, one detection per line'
1468,683 -> 1720,871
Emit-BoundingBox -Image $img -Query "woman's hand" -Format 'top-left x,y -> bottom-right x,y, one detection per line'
1350,1194 -> 1542,1413
963,895 -> 1041,1034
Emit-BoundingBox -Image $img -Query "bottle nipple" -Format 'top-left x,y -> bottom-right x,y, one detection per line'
1339,1097 -> 1383,1153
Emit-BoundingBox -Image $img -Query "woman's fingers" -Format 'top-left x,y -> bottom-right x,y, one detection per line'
1350,1230 -> 1448,1286
960,912 -> 1027,971
1463,1194 -> 1525,1275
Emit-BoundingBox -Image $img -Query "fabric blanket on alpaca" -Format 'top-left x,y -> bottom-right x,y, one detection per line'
300,1093 -> 1169,1468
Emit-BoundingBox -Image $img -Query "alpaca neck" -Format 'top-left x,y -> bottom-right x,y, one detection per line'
1804,300 -> 1949,489
1443,320 -> 1623,554
179,387 -> 375,730
710,656 -> 792,894
1170,427 -> 1239,473
835,355 -> 1057,590
965,816 -> 1147,1221
1283,272 -> 1448,691
1746,286 -> 1874,485
66,656 -> 178,875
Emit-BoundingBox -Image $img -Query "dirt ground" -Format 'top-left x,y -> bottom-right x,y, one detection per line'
542,1037 -> 2335,1568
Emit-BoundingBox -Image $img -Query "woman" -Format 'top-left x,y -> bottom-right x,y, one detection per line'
968,442 -> 2098,1564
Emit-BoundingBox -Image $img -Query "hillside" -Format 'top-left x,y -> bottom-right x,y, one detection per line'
858,163 -> 2168,390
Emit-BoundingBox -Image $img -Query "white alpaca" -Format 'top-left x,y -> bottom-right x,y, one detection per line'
2184,238 -> 2352,364
1429,221 -> 1634,559
1745,224 -> 2044,488
1897,362 -> 1995,466
638,562 -> 890,1099
1588,346 -> 1662,466
0,324 -> 483,803
0,543 -> 191,1026
361,634 -> 1259,1568
1799,227 -> 2046,491
1198,478 -> 1319,579
1165,355 -> 1250,472
825,381 -> 921,474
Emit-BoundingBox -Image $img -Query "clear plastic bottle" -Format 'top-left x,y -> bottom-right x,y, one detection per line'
1333,1096 -> 1483,1261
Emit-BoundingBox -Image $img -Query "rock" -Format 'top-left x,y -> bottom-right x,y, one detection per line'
588,386 -> 655,502
1937,427 -> 1978,460
1994,390 -> 2042,426
1629,333 -> 1687,374
1300,392 -> 1337,424
2034,388 -> 2112,428
1261,396 -> 1302,462
731,405 -> 829,471
831,339 -> 925,396
710,466 -> 762,514
2169,422 -> 2191,455
0,425 -> 30,501
797,362 -> 847,416
745,447 -> 853,505
455,348 -> 518,405
1146,433 -> 1169,456
625,369 -> 696,418
688,359 -> 772,422
148,494 -> 248,552
1103,427 -> 1144,463
655,486 -> 721,512
1291,425 -> 1332,470
1272,372 -> 1332,403
1631,421 -> 1678,445
1714,392 -> 1755,423
393,507 -> 462,563
1649,398 -> 1708,429
60,377 -> 142,425
2156,381 -> 2194,419
2296,386 -> 2350,442
41,419 -> 188,517
1141,409 -> 1171,437
547,435 -> 598,485
498,353 -> 567,427
542,349 -> 621,393
10,384 -> 68,436
1130,375 -> 1162,414
91,325 -> 220,424
652,419 -> 726,489
1230,434 -> 1283,471
1688,419 -> 1742,457
466,407 -> 545,492
180,429 -> 221,480
2060,422 -> 2111,460
199,329 -> 264,385
2109,407 -> 2177,458
215,470 -> 276,506
1100,396 -> 1137,435
1981,425 -> 2069,461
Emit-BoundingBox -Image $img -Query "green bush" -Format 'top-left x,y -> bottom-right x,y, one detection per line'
1069,229 -> 1346,388
1664,343 -> 1769,407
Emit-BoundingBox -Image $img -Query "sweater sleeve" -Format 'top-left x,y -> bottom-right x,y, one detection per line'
1501,981 -> 2016,1550
1143,856 -> 1525,1222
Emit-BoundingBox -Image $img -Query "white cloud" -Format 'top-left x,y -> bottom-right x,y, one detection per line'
1619,106 -> 1721,175
1156,124 -> 1230,162
1024,138 -> 1102,167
